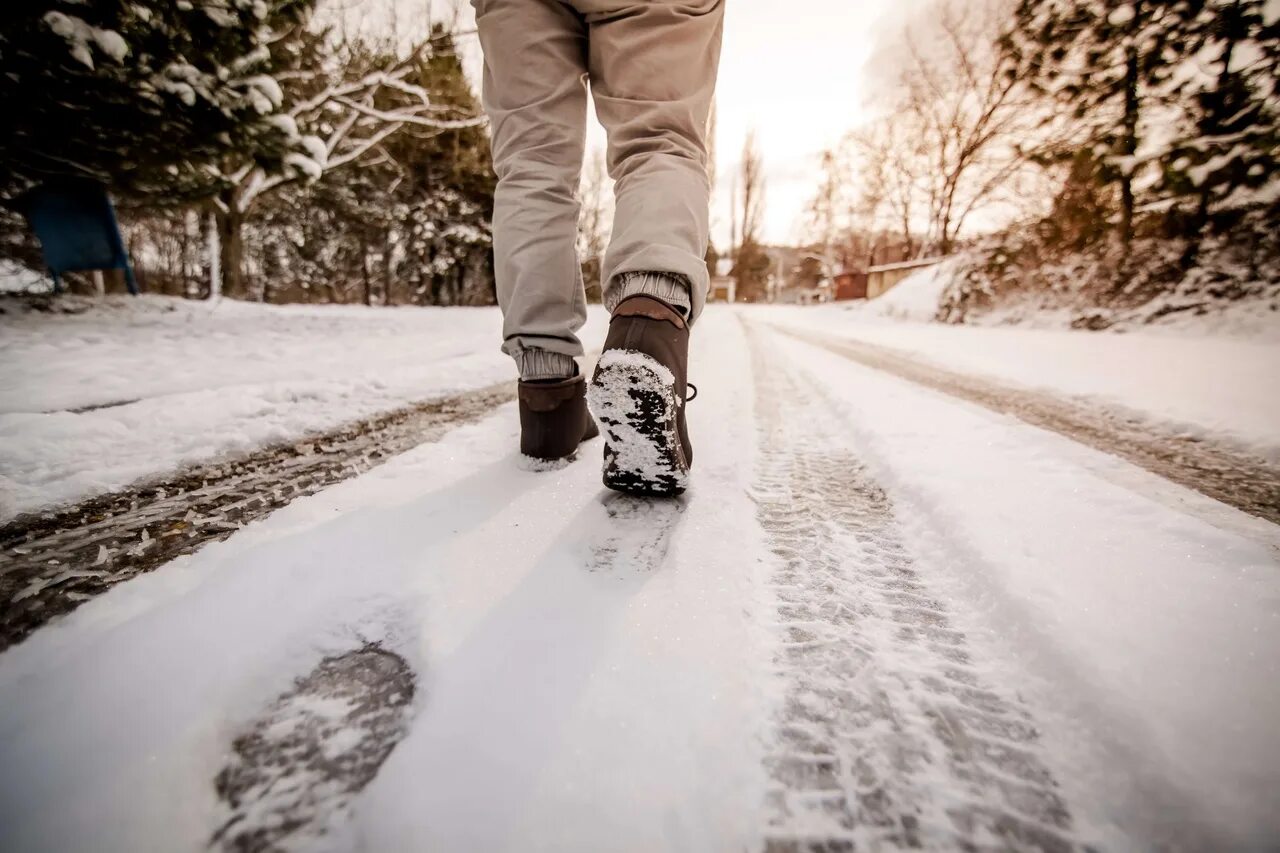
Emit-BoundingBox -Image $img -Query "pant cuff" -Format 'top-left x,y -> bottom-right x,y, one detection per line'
516,348 -> 577,381
606,271 -> 693,317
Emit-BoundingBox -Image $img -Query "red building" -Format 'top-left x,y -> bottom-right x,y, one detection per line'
832,271 -> 868,300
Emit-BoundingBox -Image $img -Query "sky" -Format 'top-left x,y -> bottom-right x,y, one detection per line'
338,0 -> 926,247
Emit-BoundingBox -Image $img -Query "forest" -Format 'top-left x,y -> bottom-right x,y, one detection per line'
1,0 -> 495,305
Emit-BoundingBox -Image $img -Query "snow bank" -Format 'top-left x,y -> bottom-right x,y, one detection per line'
0,296 -> 608,521
861,257 -> 961,321
757,305 -> 1280,461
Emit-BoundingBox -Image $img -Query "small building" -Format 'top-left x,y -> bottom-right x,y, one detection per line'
832,271 -> 868,301
708,274 -> 736,303
866,257 -> 943,299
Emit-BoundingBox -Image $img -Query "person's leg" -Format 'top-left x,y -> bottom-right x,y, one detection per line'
578,0 -> 723,496
475,0 -> 590,380
579,0 -> 725,324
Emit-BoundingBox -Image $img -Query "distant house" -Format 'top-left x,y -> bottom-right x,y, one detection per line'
866,257 -> 944,299
832,271 -> 868,300
708,274 -> 736,303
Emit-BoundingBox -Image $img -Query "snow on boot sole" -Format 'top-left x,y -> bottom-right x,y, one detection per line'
588,350 -> 689,497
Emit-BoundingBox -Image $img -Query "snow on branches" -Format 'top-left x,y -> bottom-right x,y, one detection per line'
223,55 -> 487,217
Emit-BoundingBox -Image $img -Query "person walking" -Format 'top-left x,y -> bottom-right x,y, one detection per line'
472,0 -> 724,496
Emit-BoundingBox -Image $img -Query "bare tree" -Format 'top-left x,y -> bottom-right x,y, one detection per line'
903,2 -> 1033,253
577,148 -> 612,301
840,0 -> 1044,259
805,149 -> 847,267
734,129 -> 765,249
849,119 -> 925,260
731,131 -> 771,301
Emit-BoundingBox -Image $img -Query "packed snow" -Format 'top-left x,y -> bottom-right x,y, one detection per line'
762,327 -> 1280,848
760,301 -> 1280,460
0,306 -> 1277,851
0,296 -> 607,521
0,310 -> 771,851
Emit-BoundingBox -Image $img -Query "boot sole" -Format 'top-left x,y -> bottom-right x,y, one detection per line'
587,351 -> 689,497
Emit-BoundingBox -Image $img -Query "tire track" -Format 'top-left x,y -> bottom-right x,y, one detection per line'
0,383 -> 514,651
747,321 -> 1084,851
769,324 -> 1280,527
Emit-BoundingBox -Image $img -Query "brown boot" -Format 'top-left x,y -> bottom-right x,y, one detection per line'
518,375 -> 600,461
587,295 -> 693,496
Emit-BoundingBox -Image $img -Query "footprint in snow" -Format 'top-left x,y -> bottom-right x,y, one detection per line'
587,491 -> 687,574
209,645 -> 415,852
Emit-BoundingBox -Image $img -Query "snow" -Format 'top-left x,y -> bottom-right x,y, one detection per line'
0,260 -> 52,294
42,12 -> 128,70
761,327 -> 1280,848
0,309 -> 772,851
758,304 -> 1280,460
284,151 -> 323,181
587,350 -> 687,493
861,257 -> 960,321
0,296 -> 607,521
0,307 -> 1276,849
243,74 -> 284,113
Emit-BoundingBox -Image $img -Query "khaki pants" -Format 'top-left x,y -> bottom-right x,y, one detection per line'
473,0 -> 724,367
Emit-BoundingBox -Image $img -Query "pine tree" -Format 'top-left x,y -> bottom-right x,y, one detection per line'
1155,0 -> 1279,245
0,0 -> 316,201
244,28 -> 496,306
205,25 -> 486,299
366,28 -> 496,306
1005,0 -> 1189,245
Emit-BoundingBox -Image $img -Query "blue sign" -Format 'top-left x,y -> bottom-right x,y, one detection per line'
20,181 -> 138,294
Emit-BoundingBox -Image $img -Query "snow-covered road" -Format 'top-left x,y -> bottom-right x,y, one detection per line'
1,306 -> 1278,851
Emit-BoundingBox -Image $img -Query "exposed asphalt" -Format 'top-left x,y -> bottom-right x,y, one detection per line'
0,382 -> 514,652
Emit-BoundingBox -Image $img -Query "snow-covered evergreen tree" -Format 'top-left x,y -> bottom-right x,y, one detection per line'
1005,0 -> 1193,244
205,25 -> 486,299
242,28 -> 495,306
1153,0 -> 1279,241
0,0 -> 317,200
1006,0 -> 1278,250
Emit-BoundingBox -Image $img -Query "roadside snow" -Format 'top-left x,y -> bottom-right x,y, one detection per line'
765,326 -> 1280,849
0,296 -> 607,521
860,257 -> 961,322
0,310 -> 773,852
759,305 -> 1280,460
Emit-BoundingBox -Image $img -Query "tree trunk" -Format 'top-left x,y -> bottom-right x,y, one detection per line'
362,240 -> 373,307
216,198 -> 245,299
383,232 -> 395,306
205,209 -> 221,300
1119,3 -> 1143,248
